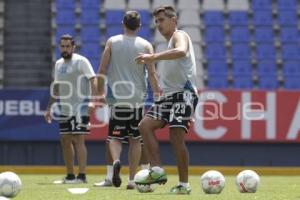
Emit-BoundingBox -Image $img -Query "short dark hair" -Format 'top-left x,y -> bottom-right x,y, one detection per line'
60,34 -> 75,45
123,11 -> 141,31
153,5 -> 177,18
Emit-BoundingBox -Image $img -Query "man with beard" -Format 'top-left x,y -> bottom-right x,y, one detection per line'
45,34 -> 98,184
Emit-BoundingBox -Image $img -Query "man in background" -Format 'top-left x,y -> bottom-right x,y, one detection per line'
45,34 -> 97,184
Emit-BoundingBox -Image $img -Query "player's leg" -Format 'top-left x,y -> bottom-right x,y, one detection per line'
138,116 -> 164,167
108,106 -> 126,187
138,116 -> 167,185
169,128 -> 191,194
60,134 -> 76,182
169,91 -> 198,194
109,138 -> 123,187
127,137 -> 141,189
72,134 -> 87,183
94,140 -> 113,187
170,127 -> 189,183
140,144 -> 150,169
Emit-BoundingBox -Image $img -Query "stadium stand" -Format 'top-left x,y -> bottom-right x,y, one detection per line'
2,0 -> 298,89
0,0 -> 4,88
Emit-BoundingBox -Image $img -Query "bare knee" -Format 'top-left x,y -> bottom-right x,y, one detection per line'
60,135 -> 72,147
138,117 -> 163,135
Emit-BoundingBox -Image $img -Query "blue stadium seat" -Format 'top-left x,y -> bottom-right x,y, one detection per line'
207,76 -> 228,89
205,44 -> 226,60
56,0 -> 76,9
232,60 -> 253,75
89,58 -> 100,72
252,0 -> 272,10
55,47 -> 61,59
232,44 -> 251,60
207,61 -> 227,76
252,11 -> 273,26
203,11 -> 224,26
280,27 -> 299,43
204,26 -> 225,42
254,27 -> 274,43
283,61 -> 300,75
106,10 -> 125,25
258,76 -> 279,89
138,27 -> 152,41
281,44 -> 300,60
256,44 -> 276,60
139,10 -> 152,25
232,75 -> 253,89
284,75 -> 300,89
106,25 -> 123,39
80,8 -> 99,25
228,11 -> 248,26
56,26 -> 75,43
81,26 -> 100,42
56,9 -> 76,25
79,43 -> 101,58
230,26 -> 250,42
277,0 -> 297,11
256,60 -> 277,76
277,11 -> 298,27
81,0 -> 101,8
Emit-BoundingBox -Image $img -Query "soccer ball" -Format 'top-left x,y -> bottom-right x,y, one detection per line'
0,197 -> 10,200
236,170 -> 260,193
0,172 -> 22,198
200,170 -> 225,194
134,169 -> 156,193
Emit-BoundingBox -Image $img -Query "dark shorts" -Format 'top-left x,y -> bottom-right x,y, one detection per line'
59,115 -> 90,134
108,106 -> 143,143
146,91 -> 198,132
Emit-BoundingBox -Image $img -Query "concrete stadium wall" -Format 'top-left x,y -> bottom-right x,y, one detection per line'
0,141 -> 299,167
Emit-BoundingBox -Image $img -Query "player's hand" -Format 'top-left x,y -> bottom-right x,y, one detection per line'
44,110 -> 52,123
135,53 -> 155,64
95,95 -> 106,107
88,102 -> 97,116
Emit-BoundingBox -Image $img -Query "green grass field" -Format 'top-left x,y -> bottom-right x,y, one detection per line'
8,174 -> 300,200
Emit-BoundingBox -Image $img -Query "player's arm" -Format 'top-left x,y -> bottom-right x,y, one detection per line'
45,82 -> 59,123
135,32 -> 189,64
145,44 -> 160,98
97,39 -> 112,96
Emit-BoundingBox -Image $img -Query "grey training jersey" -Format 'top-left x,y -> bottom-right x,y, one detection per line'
54,53 -> 95,116
157,30 -> 197,94
106,34 -> 150,107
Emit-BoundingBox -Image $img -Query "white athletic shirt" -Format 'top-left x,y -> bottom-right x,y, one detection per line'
54,53 -> 95,116
157,30 -> 197,94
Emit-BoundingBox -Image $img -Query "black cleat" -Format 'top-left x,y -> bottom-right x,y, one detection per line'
112,161 -> 122,187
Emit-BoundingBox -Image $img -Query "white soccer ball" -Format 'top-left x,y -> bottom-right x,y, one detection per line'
134,169 -> 156,193
0,172 -> 22,198
200,170 -> 225,194
236,170 -> 260,193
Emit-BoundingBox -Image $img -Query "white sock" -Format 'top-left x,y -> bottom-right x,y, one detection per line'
151,166 -> 164,173
106,165 -> 113,180
179,182 -> 190,188
128,179 -> 135,185
140,163 -> 150,170
113,160 -> 120,165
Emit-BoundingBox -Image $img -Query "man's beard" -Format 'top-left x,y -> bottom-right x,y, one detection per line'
61,52 -> 72,59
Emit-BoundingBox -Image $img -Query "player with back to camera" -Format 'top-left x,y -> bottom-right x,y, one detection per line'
94,10 -> 160,189
45,34 -> 98,184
